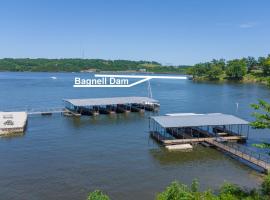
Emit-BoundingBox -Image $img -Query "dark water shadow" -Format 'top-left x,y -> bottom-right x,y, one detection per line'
66,112 -> 147,128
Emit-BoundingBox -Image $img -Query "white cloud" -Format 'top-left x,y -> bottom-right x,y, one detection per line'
216,22 -> 257,29
239,23 -> 256,28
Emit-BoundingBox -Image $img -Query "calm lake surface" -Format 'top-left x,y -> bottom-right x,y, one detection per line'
0,72 -> 270,200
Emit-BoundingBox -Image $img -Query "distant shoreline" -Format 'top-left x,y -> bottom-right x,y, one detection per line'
0,70 -> 187,75
1,70 -> 268,87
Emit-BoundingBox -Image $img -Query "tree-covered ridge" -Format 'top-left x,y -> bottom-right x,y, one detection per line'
186,55 -> 270,86
1,55 -> 270,85
0,58 -> 189,73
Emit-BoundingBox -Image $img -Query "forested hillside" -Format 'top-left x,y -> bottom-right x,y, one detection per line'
0,58 -> 188,73
1,56 -> 270,86
186,55 -> 270,86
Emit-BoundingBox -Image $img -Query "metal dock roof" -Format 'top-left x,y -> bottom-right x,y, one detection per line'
63,96 -> 159,107
152,113 -> 249,128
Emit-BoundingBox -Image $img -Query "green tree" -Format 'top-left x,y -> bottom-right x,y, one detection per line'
87,190 -> 110,200
261,57 -> 270,76
261,173 -> 270,196
258,56 -> 266,66
186,63 -> 209,78
212,59 -> 226,70
156,181 -> 193,200
207,64 -> 223,80
244,56 -> 257,72
225,59 -> 247,80
250,99 -> 270,129
87,177 -> 270,200
267,77 -> 270,87
219,182 -> 249,199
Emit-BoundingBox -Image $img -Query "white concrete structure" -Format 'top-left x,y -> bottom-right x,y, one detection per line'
165,144 -> 193,150
0,112 -> 27,135
165,113 -> 204,116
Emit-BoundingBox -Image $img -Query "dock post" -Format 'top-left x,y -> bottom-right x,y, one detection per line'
247,125 -> 250,139
148,117 -> 151,132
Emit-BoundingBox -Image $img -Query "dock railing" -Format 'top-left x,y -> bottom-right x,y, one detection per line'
210,139 -> 270,171
26,107 -> 66,115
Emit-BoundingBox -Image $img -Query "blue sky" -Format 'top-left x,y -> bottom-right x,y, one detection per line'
0,0 -> 269,65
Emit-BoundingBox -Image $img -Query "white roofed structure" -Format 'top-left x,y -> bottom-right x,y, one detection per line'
0,112 -> 27,135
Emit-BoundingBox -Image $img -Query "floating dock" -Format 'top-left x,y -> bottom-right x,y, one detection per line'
149,113 -> 270,173
166,144 -> 193,151
0,112 -> 27,136
63,96 -> 160,116
28,109 -> 67,115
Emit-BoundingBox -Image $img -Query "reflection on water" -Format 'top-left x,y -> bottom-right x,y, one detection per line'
149,145 -> 224,165
68,112 -> 147,127
0,132 -> 25,139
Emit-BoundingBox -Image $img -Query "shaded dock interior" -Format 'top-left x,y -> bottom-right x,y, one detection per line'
149,113 -> 270,173
63,96 -> 160,116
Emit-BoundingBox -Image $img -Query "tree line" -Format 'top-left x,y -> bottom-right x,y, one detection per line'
87,174 -> 270,200
0,58 -> 188,73
1,56 -> 270,85
186,55 -> 270,86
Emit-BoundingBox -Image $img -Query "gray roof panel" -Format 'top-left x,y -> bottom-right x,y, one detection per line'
152,113 -> 249,128
63,96 -> 159,106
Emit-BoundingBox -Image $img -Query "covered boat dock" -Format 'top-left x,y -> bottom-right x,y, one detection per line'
150,113 -> 270,173
63,96 -> 160,116
150,113 -> 249,143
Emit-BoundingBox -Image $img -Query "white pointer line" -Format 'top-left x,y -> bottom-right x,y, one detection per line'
73,75 -> 187,88
73,85 -> 131,88
94,74 -> 187,79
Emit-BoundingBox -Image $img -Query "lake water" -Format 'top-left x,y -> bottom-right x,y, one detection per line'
0,72 -> 270,200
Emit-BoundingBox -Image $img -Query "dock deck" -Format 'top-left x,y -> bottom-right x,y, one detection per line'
151,131 -> 270,173
162,136 -> 246,145
207,139 -> 270,173
151,132 -> 270,173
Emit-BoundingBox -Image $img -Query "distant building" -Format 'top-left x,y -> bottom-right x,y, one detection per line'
0,112 -> 27,135
80,68 -> 97,73
139,68 -> 146,72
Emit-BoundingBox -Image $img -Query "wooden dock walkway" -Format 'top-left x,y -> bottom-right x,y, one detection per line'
151,131 -> 270,173
162,136 -> 245,145
26,107 -> 67,115
207,139 -> 270,173
27,108 -> 81,117
27,110 -> 67,115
